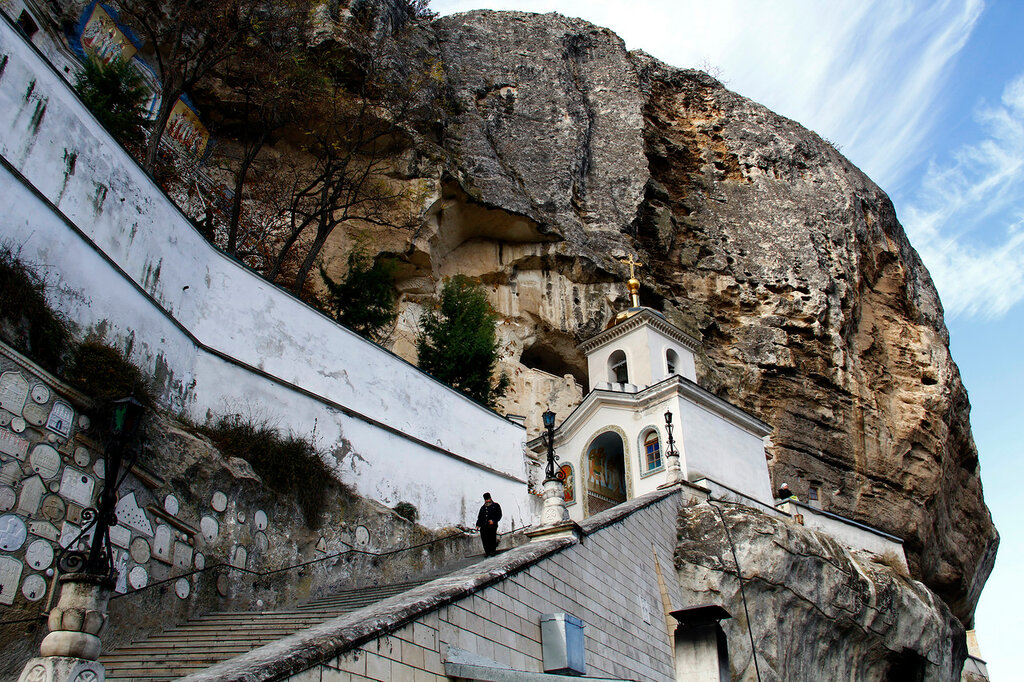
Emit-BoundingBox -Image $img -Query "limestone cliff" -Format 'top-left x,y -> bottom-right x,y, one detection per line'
374,9 -> 997,623
676,501 -> 967,680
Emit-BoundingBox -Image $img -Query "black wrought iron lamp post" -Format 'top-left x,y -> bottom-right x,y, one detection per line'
542,410 -> 559,482
60,396 -> 146,577
536,409 -> 570,527
21,397 -> 146,682
662,409 -> 684,485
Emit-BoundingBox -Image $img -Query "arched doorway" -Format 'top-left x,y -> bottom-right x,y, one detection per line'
584,430 -> 628,516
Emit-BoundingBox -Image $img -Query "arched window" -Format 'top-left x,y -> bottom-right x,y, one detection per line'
643,431 -> 662,472
608,350 -> 629,384
666,349 -> 679,376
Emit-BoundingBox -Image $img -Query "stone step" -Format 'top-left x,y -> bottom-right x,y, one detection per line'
100,578 -> 436,679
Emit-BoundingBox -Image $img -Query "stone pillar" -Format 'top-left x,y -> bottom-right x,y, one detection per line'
539,478 -> 570,526
527,478 -> 578,542
18,573 -> 113,682
662,450 -> 684,486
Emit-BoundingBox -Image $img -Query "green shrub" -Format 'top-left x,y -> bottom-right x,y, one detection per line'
393,501 -> 418,523
66,340 -> 154,406
0,245 -> 72,373
417,275 -> 509,407
201,414 -> 335,526
319,244 -> 398,343
75,56 -> 149,146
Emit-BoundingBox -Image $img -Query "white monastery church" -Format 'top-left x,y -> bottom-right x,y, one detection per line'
528,259 -> 774,521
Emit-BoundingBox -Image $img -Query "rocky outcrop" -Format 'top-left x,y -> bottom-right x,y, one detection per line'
374,10 -> 998,622
675,501 -> 967,680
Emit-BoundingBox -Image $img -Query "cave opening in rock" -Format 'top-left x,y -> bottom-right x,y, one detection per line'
519,331 -> 588,388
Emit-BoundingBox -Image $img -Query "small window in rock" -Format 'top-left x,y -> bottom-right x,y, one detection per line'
644,432 -> 662,471
17,11 -> 39,39
609,350 -> 629,384
666,349 -> 679,375
808,485 -> 820,502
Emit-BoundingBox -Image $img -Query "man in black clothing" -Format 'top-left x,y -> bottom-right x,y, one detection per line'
476,492 -> 502,556
777,482 -> 794,500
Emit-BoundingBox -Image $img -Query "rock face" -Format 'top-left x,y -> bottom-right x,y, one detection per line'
675,501 -> 967,680
375,10 -> 998,623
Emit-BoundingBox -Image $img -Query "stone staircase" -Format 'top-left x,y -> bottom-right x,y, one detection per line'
99,579 -> 431,681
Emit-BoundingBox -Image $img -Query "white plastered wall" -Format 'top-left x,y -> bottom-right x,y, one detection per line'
0,20 -> 528,529
585,323 -> 697,389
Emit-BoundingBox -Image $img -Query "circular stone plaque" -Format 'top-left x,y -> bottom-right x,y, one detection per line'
194,552 -> 205,570
216,574 -> 229,597
0,514 -> 28,551
164,494 -> 179,516
354,525 -> 370,547
92,459 -> 105,478
200,516 -> 218,542
40,495 -> 66,522
174,578 -> 190,599
78,414 -> 90,430
10,416 -> 26,433
0,412 -> 10,427
236,511 -> 245,524
29,445 -> 61,479
128,566 -> 148,590
254,510 -> 268,531
254,531 -> 269,552
0,485 -> 16,512
211,491 -> 227,512
22,574 -> 47,601
30,384 -> 50,404
73,447 -> 91,467
130,537 -> 151,564
26,539 -> 54,570
22,403 -> 49,427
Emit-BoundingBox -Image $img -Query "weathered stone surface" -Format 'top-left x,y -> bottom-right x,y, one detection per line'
374,11 -> 997,623
675,502 -> 966,680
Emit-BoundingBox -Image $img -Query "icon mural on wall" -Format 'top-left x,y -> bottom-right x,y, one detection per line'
559,463 -> 575,504
79,3 -> 138,64
166,99 -> 210,159
587,446 -> 626,503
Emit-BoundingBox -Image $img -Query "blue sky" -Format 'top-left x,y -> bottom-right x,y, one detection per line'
432,0 -> 1023,675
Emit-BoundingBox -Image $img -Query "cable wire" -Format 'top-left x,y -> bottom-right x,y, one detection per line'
709,495 -> 763,682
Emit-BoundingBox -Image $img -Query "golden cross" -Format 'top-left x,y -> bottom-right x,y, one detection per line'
620,254 -> 643,279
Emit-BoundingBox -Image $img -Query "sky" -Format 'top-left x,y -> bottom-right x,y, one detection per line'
431,0 -> 1023,676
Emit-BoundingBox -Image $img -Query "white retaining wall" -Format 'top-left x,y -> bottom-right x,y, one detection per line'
0,18 -> 528,529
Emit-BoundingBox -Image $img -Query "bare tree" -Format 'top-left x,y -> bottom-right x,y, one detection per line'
111,0 -> 299,174
265,13 -> 440,293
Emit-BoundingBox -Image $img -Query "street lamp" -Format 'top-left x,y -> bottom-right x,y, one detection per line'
664,409 -> 678,458
58,396 -> 146,578
661,409 -> 684,486
542,410 -> 559,481
23,396 -> 147,678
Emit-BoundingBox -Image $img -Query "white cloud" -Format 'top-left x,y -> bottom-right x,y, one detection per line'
902,72 -> 1024,319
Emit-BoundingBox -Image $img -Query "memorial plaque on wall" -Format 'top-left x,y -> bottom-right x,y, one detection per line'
28,445 -> 61,479
22,402 -> 49,427
0,428 -> 29,460
46,402 -> 74,439
59,467 -> 95,507
0,555 -> 24,605
0,372 -> 29,415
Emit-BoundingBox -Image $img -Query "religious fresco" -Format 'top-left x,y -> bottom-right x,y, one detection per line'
166,99 -> 210,159
559,463 -> 575,504
79,4 -> 137,64
586,434 -> 626,503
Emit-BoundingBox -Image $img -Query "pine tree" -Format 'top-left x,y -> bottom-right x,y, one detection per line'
75,57 -> 149,146
417,276 -> 509,408
320,246 -> 397,343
